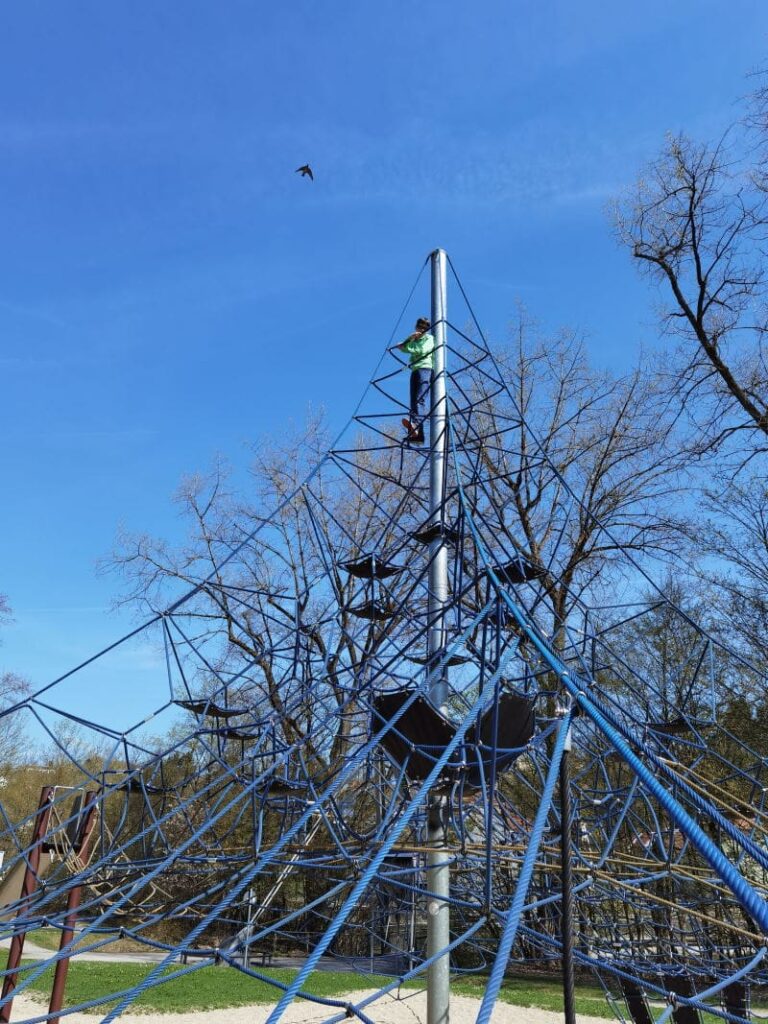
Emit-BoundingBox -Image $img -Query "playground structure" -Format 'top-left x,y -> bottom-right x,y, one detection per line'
0,251 -> 767,1023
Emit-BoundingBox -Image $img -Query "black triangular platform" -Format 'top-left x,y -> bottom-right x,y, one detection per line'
648,716 -> 693,735
371,690 -> 459,780
665,975 -> 703,1024
216,727 -> 259,741
371,688 -> 535,785
491,557 -> 545,584
341,555 -> 405,580
123,777 -> 166,796
348,600 -> 397,621
407,650 -> 472,667
464,692 -> 536,787
411,523 -> 460,545
175,699 -> 247,719
620,979 -> 654,1024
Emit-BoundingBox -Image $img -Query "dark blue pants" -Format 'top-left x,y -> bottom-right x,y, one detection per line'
409,369 -> 433,434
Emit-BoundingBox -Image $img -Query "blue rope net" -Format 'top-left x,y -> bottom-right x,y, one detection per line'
1,255 -> 767,1022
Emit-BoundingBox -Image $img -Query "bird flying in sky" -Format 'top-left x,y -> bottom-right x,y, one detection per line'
296,164 -> 313,181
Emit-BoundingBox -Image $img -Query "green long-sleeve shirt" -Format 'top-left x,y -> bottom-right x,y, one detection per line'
400,332 -> 435,371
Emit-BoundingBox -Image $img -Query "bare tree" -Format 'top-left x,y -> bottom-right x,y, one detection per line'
109,323 -> 695,730
96,316 -> 709,954
108,417 -> 424,779
616,110 -> 768,463
0,597 -> 30,769
464,312 -> 693,637
616,79 -> 768,700
0,673 -> 30,769
690,471 -> 768,663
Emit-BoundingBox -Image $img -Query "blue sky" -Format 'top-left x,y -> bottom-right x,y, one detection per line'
1,1 -> 766,730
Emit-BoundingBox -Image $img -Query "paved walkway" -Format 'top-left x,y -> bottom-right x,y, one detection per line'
1,939 -> 412,972
0,937 -> 167,964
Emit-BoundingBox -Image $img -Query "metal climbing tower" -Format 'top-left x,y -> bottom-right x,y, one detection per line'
1,250 -> 768,1023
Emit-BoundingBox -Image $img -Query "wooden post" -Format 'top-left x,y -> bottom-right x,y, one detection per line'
48,791 -> 100,1024
0,785 -> 55,1023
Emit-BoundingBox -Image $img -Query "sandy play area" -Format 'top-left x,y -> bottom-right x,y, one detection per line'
13,989 -> 611,1023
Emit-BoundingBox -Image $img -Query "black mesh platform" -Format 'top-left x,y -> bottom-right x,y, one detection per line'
341,555 -> 405,580
371,688 -> 535,784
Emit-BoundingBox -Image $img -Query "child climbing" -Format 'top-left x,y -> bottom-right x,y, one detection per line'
397,317 -> 435,445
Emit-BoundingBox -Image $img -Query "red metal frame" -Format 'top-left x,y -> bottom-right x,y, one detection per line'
47,790 -> 100,1024
0,785 -> 55,1023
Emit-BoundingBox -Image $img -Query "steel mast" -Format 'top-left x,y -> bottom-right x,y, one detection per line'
426,247 -> 450,1024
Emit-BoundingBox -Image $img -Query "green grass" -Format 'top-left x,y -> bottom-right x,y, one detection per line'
16,959 -> 767,1017
20,961 -> 405,1014
25,928 -> 64,952
453,973 -> 616,1018
15,961 -> 618,1016
26,927 -> 155,956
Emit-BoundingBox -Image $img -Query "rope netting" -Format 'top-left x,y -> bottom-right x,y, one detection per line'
1,254 -> 767,1023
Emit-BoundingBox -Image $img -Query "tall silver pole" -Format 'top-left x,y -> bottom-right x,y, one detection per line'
560,723 -> 576,1024
427,247 -> 450,1024
428,247 -> 449,705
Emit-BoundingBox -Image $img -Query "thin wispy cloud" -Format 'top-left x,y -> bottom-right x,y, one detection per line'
0,119 -> 168,151
230,114 -> 660,210
43,428 -> 157,442
0,356 -> 67,371
0,297 -> 70,329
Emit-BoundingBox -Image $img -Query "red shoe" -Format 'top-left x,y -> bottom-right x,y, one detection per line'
402,420 -> 425,446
